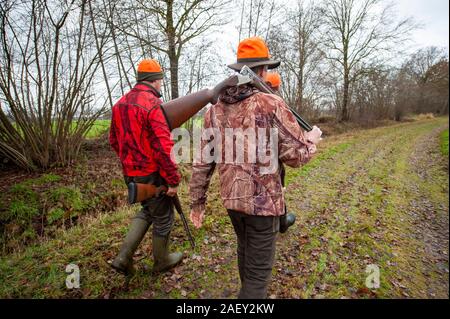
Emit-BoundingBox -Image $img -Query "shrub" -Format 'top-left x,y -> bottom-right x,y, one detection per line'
0,2 -> 108,171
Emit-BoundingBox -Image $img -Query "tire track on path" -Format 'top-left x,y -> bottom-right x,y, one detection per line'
273,119 -> 448,298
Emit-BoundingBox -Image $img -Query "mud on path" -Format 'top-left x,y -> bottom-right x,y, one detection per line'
406,125 -> 449,298
272,118 -> 448,298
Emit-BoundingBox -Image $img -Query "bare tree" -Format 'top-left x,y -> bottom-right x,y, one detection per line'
351,67 -> 396,123
426,59 -> 449,115
393,65 -> 416,121
0,0 -> 109,170
404,47 -> 449,114
113,0 -> 228,99
267,1 -> 327,118
321,0 -> 416,121
237,0 -> 279,42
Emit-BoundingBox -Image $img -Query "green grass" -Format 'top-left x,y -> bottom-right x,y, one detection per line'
84,120 -> 110,139
0,208 -> 133,298
8,200 -> 39,222
440,129 -> 449,156
7,184 -> 40,222
47,186 -> 86,217
3,176 -> 87,226
280,117 -> 449,299
11,120 -> 111,139
285,142 -> 352,185
0,117 -> 448,299
1,170 -> 125,253
80,117 -> 201,139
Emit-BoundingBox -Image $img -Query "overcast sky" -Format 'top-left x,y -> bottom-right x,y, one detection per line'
219,0 -> 449,69
395,0 -> 449,52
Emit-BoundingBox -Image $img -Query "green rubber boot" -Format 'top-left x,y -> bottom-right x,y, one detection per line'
111,218 -> 150,275
152,234 -> 183,273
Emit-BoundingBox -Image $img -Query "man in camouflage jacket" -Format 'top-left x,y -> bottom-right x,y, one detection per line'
189,37 -> 322,298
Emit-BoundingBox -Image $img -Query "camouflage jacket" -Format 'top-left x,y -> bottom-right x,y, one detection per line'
189,85 -> 313,216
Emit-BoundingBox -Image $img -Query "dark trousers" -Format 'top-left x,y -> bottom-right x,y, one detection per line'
124,172 -> 174,237
228,210 -> 280,299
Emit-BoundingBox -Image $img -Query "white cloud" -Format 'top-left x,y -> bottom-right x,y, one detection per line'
387,0 -> 449,51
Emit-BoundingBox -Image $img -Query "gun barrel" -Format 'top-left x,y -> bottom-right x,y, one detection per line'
240,66 -> 313,132
161,88 -> 214,130
127,183 -> 196,249
172,195 -> 196,249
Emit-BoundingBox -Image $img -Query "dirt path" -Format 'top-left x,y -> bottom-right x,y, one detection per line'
272,118 -> 449,298
0,118 -> 448,299
406,126 -> 449,298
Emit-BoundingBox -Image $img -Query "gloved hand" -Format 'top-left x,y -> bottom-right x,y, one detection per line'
305,126 -> 322,145
210,75 -> 242,104
190,208 -> 205,228
166,186 -> 178,197
308,144 -> 317,154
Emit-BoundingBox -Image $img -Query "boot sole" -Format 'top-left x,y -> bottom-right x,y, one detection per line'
152,258 -> 183,274
111,263 -> 134,276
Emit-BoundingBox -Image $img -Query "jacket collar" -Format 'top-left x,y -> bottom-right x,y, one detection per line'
134,81 -> 162,98
219,84 -> 257,104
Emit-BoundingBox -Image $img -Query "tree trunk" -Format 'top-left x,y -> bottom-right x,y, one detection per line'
168,49 -> 179,99
296,76 -> 303,113
166,0 -> 179,99
341,71 -> 350,122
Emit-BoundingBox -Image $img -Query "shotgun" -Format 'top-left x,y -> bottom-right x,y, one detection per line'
161,74 -> 249,130
127,182 -> 195,248
240,65 -> 313,132
127,182 -> 167,204
172,194 -> 196,248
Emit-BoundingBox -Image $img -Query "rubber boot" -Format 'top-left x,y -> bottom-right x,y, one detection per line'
279,212 -> 296,233
111,218 -> 150,275
152,234 -> 183,273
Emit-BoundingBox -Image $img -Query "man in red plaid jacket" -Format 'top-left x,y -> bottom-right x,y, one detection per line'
109,59 -> 183,275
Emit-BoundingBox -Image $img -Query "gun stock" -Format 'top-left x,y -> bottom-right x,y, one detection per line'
161,75 -> 241,130
126,183 -> 196,249
127,182 -> 168,204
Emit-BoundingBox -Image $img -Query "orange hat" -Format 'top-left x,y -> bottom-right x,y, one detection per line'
228,37 -> 280,71
265,72 -> 281,89
137,59 -> 164,82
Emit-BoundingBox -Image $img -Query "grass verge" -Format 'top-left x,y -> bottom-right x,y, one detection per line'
440,129 -> 448,156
